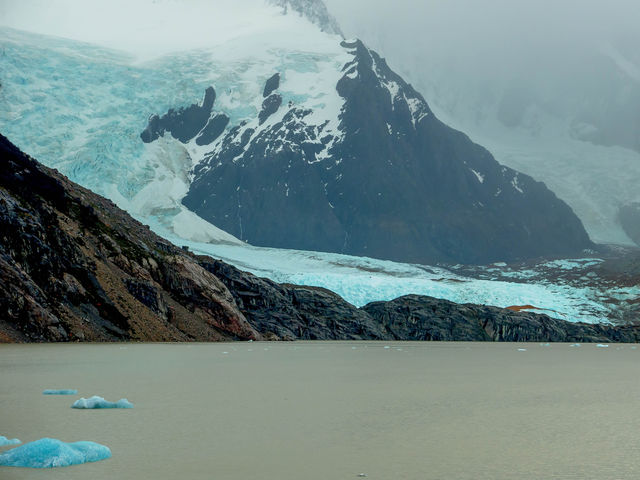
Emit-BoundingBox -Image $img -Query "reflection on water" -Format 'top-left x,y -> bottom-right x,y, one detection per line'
1,342 -> 639,479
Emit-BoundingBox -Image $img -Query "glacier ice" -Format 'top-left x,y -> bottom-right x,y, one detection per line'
71,396 -> 133,409
0,438 -> 111,468
43,389 -> 78,395
0,436 -> 21,447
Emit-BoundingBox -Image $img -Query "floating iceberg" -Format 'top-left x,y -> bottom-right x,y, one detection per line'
71,396 -> 133,409
43,389 -> 78,395
0,438 -> 111,468
0,436 -> 21,447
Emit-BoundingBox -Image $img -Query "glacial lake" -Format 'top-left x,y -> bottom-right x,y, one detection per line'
1,342 -> 640,479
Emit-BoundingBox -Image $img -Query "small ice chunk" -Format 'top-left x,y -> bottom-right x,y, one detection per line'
358,474 -> 368,478
540,343 -> 551,347
569,343 -> 581,347
383,346 -> 390,349
596,344 -> 609,348
0,436 -> 21,446
0,438 -> 111,468
517,348 -> 527,352
43,389 -> 78,395
71,396 -> 133,409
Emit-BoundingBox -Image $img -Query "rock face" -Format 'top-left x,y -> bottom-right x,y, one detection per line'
362,295 -> 639,343
201,259 -> 386,340
140,86 -> 228,145
182,39 -> 593,264
0,134 -> 259,342
263,73 -> 280,97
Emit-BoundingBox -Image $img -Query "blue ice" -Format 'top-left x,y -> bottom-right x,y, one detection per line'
0,438 -> 111,468
71,396 -> 134,409
43,389 -> 78,395
0,436 -> 21,447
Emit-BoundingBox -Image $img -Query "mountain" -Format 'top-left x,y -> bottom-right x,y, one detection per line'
174,38 -> 593,264
1,26 -> 629,322
337,14 -> 640,247
3,134 -> 637,343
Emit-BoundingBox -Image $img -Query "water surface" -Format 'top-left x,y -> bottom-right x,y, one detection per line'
1,342 -> 639,479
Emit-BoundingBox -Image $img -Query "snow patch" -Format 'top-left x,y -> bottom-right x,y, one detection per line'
511,174 -> 524,194
470,169 -> 485,183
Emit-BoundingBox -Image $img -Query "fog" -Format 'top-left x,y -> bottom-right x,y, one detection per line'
325,0 -> 640,72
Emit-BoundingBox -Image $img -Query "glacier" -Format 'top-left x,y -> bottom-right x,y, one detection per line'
0,436 -> 21,447
71,396 -> 134,409
0,7 -> 637,326
0,438 -> 111,468
43,389 -> 78,395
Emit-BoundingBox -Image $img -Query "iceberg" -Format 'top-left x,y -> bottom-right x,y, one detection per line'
0,436 -> 21,447
43,389 -> 78,395
71,396 -> 133,409
0,438 -> 111,468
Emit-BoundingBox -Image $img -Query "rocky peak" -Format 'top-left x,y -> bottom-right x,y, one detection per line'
180,39 -> 593,264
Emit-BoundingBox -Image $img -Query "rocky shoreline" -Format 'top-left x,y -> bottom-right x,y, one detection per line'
1,134 -> 638,343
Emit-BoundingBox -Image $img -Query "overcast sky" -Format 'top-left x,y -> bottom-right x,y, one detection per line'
2,0 -> 638,63
325,0 -> 640,77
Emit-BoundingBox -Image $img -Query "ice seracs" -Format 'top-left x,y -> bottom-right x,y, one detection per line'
0,438 -> 111,468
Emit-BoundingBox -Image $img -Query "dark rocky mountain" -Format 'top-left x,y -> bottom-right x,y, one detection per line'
172,39 -> 593,265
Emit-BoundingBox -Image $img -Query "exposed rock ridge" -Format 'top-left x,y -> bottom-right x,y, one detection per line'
0,133 -> 258,342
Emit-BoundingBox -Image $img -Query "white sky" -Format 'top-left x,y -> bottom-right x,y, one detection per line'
0,0 -> 283,57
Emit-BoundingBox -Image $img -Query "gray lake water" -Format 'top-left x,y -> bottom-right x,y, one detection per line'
1,342 -> 640,479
